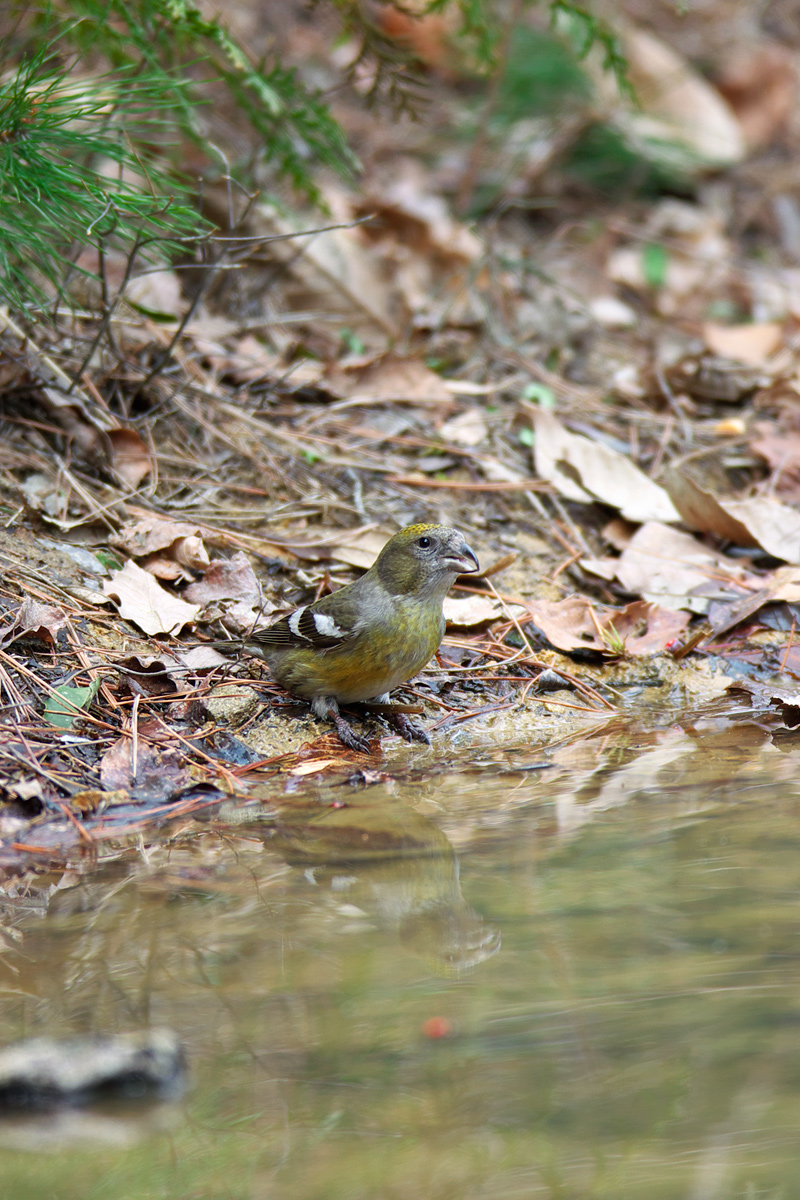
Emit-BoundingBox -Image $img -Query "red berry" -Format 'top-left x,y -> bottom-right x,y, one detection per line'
421,1017 -> 452,1039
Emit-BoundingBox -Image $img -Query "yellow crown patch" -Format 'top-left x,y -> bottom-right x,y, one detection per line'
399,522 -> 440,536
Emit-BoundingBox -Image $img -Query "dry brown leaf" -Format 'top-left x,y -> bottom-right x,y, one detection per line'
608,601 -> 691,655
443,595 -> 525,627
184,553 -> 261,604
193,333 -> 284,383
603,518 -> 638,551
327,528 -> 392,571
288,758 -> 347,777
665,453 -> 800,562
6,778 -> 45,803
136,535 -> 209,582
214,599 -> 279,637
99,736 -> 192,799
113,518 -> 204,559
525,597 -> 604,652
704,565 -> 800,638
138,555 -> 189,582
478,458 -> 527,484
184,554 -> 278,639
729,677 -> 800,717
749,421 -> 800,499
40,395 -> 154,495
172,537 -> 210,571
361,176 -> 483,265
1,599 -> 67,647
716,43 -> 795,149
107,429 -> 153,490
39,389 -> 106,459
99,736 -> 144,790
663,461 -> 756,545
184,319 -> 294,382
439,408 -> 488,446
604,27 -> 745,170
125,269 -> 185,317
580,556 -> 618,582
780,646 -> 800,676
103,561 -> 200,636
116,653 -> 186,692
354,172 -> 484,327
177,645 -> 230,670
769,565 -> 800,602
607,200 -> 731,315
259,200 -> 400,340
378,3 -> 461,73
702,321 -> 783,365
614,522 -> 756,611
526,594 -> 689,655
532,410 -> 679,523
722,496 -> 800,563
324,355 -> 453,405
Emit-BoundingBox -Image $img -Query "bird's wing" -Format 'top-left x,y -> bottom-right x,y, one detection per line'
251,599 -> 358,651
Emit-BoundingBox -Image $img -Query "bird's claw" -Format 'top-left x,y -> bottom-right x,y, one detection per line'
333,714 -> 373,755
390,713 -> 431,745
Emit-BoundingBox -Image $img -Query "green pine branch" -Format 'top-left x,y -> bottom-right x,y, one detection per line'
0,42 -> 206,310
50,0 -> 360,202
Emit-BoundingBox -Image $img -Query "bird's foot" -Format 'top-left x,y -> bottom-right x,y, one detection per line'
313,696 -> 373,755
332,712 -> 373,755
388,712 -> 431,745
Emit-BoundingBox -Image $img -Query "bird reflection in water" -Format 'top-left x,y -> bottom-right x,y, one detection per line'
253,789 -> 501,974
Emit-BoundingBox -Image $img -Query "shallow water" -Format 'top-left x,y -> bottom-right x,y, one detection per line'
2,720 -> 800,1199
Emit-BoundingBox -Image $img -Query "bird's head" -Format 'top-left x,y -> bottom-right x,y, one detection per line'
375,523 -> 479,597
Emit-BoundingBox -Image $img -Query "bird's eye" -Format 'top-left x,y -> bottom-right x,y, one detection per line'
417,536 -> 432,548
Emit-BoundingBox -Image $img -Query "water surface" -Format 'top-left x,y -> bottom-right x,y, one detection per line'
1,722 -> 799,1199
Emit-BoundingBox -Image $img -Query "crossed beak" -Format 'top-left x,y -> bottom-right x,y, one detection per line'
448,541 -> 480,575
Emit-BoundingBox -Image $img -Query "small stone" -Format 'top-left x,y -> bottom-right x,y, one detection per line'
202,684 -> 261,725
589,295 -> 638,328
0,1030 -> 186,1109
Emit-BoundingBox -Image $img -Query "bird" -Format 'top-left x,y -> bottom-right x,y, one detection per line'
216,523 -> 479,752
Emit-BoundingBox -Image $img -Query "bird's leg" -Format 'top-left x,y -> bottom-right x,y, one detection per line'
313,696 -> 372,755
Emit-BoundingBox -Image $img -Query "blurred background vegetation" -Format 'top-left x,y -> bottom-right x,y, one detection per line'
0,1 -> 637,316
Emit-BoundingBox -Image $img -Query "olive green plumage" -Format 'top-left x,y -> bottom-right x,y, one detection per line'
221,523 -> 479,752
